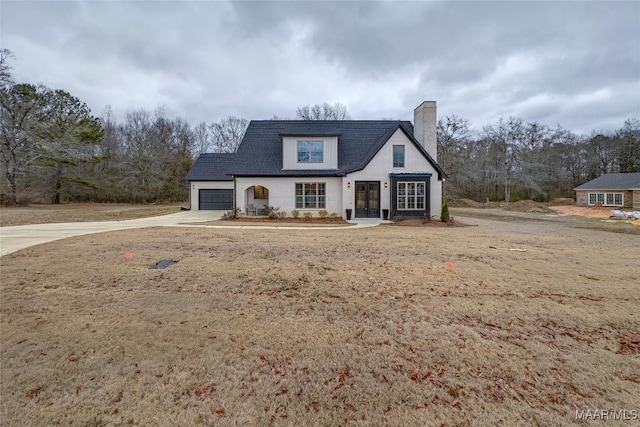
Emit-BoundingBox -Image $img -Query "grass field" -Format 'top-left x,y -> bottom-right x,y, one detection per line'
0,203 -> 182,227
1,212 -> 638,426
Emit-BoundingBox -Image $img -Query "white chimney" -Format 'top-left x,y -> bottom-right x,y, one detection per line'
413,101 -> 437,157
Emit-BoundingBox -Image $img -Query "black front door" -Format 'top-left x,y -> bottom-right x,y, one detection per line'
355,181 -> 380,218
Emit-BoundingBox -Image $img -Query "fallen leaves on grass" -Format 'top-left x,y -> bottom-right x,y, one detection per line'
183,384 -> 216,400
616,334 -> 640,354
615,372 -> 640,383
26,386 -> 43,399
408,366 -> 446,387
332,367 -> 353,390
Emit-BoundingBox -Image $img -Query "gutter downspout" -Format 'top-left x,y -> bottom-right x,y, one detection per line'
232,176 -> 236,212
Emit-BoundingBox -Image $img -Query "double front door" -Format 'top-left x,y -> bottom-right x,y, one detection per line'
355,181 -> 380,218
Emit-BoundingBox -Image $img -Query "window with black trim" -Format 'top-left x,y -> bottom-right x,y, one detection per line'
393,145 -> 405,168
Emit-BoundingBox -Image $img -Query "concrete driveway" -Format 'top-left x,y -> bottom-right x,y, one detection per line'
0,211 -> 384,257
0,210 -> 222,257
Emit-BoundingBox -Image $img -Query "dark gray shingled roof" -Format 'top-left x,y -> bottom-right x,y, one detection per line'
574,173 -> 640,190
186,153 -> 235,181
230,120 -> 447,179
186,120 -> 448,182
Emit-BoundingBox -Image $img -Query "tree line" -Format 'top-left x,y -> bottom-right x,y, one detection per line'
1,50 -> 104,205
437,115 -> 640,202
0,50 -> 247,204
2,48 -> 638,205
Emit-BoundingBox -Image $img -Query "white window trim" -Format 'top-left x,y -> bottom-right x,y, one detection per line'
397,181 -> 426,210
587,192 -> 624,206
297,140 -> 324,163
295,182 -> 326,209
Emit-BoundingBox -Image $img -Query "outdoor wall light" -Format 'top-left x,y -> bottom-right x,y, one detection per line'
384,182 -> 388,189
347,182 -> 351,188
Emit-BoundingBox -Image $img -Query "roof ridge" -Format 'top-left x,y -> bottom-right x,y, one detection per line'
250,119 -> 405,124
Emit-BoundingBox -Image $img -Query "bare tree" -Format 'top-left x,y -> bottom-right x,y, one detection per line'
615,118 -> 640,173
0,83 -> 48,204
437,115 -> 472,199
296,102 -> 351,120
481,117 -> 525,202
269,114 -> 290,120
555,131 -> 587,191
114,108 -> 195,201
209,116 -> 248,153
0,49 -> 15,89
193,121 -> 211,155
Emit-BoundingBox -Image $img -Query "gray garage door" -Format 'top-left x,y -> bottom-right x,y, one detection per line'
199,189 -> 233,210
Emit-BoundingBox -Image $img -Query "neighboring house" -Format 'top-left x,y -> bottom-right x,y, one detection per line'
186,101 -> 448,219
574,173 -> 640,209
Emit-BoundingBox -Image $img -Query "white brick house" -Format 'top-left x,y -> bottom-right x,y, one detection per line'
186,102 -> 448,219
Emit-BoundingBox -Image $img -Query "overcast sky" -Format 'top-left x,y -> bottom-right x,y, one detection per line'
2,0 -> 639,134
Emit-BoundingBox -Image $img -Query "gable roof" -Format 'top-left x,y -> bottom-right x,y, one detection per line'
574,173 -> 640,190
231,120 -> 447,179
186,153 -> 235,181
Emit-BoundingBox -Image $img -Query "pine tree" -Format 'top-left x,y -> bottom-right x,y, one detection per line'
441,201 -> 450,222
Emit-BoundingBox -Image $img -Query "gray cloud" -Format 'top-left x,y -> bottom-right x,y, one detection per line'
1,0 -> 638,134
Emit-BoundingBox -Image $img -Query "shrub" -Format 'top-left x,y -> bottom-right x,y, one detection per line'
303,212 -> 313,221
262,205 -> 284,219
441,202 -> 450,222
221,208 -> 242,220
329,212 -> 338,220
318,210 -> 328,218
292,210 -> 300,219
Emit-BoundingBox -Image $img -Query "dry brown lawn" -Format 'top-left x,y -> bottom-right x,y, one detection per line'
1,212 -> 639,426
0,203 -> 182,227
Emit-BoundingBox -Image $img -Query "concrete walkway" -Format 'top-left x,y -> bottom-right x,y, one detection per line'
0,211 -> 382,257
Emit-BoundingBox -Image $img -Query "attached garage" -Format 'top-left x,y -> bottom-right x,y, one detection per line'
186,153 -> 235,211
199,189 -> 233,210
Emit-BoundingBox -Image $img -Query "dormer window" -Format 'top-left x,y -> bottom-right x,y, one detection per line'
282,136 -> 336,169
297,140 -> 324,163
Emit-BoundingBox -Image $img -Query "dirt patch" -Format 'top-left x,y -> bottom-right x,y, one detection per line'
503,200 -> 554,214
0,203 -> 182,227
550,206 -> 640,226
548,205 -> 613,219
453,208 -> 640,234
1,213 -> 638,426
